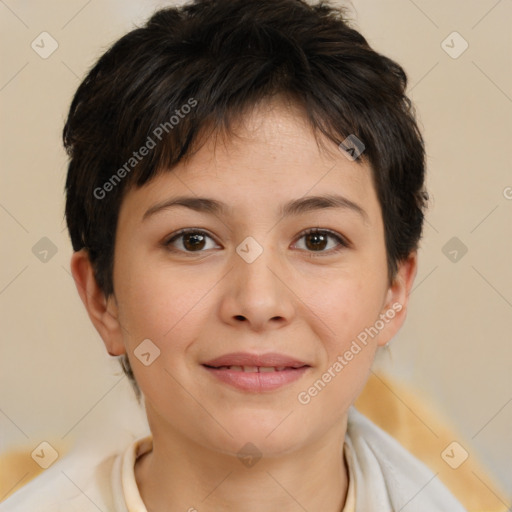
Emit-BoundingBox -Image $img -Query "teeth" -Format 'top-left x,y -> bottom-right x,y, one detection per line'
222,366 -> 286,372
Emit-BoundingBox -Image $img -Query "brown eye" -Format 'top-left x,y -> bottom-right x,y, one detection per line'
294,229 -> 349,255
182,232 -> 206,251
164,229 -> 219,253
304,231 -> 329,251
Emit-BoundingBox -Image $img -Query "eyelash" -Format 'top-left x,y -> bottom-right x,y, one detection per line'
163,228 -> 350,257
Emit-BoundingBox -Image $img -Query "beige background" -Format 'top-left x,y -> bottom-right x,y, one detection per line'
1,0 -> 511,502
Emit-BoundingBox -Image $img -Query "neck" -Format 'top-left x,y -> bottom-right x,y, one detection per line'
134,419 -> 349,512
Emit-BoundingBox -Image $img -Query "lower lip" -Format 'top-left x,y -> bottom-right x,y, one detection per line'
202,366 -> 309,392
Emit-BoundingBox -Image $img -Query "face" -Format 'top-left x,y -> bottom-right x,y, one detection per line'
80,99 -> 415,458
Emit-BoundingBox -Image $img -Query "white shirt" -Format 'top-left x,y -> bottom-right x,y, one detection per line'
2,407 -> 467,511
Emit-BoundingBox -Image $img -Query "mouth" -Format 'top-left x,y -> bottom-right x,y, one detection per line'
201,352 -> 311,392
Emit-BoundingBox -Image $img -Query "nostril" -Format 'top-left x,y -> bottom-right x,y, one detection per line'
234,315 -> 246,321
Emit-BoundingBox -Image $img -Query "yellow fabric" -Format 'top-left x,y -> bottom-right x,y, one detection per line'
355,372 -> 508,512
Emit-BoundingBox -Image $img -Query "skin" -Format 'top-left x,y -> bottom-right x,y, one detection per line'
71,97 -> 417,512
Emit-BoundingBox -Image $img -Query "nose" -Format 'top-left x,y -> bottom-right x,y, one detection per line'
218,243 -> 295,332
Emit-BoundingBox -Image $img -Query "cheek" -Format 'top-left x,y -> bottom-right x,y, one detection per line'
298,281 -> 383,417
115,260 -> 211,353
114,264 -> 213,401
310,274 -> 387,353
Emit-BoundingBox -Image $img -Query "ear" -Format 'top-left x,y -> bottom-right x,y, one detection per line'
376,251 -> 418,347
70,249 -> 126,356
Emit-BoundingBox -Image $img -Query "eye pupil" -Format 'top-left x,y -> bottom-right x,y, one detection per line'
306,232 -> 327,251
183,233 -> 206,251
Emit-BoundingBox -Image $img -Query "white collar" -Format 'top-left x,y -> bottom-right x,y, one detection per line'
111,407 -> 465,511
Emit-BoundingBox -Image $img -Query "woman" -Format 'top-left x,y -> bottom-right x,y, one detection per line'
4,0 -> 468,510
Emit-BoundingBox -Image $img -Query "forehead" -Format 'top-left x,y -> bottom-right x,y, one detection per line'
180,98 -> 364,178
119,98 -> 380,224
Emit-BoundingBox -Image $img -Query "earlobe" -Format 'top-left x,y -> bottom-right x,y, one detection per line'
70,250 -> 126,356
377,252 -> 418,347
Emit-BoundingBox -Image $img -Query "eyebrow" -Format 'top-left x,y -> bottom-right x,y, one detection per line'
142,193 -> 368,223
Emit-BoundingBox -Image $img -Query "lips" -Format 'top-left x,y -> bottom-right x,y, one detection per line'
202,352 -> 310,370
202,352 -> 311,392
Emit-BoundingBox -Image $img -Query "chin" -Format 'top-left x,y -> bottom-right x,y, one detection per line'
208,415 -> 307,457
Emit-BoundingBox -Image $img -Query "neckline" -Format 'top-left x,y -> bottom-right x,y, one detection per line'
120,435 -> 355,512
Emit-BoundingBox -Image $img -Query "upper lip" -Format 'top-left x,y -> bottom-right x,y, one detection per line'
202,352 -> 310,368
